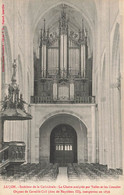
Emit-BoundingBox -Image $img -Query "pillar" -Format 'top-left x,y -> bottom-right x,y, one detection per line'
0,119 -> 4,150
91,105 -> 96,163
0,119 -> 4,163
30,105 -> 36,163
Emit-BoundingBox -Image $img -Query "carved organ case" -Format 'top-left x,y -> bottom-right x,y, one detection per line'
34,10 -> 92,102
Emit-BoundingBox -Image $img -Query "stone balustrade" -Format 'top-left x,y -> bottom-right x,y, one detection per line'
31,95 -> 95,104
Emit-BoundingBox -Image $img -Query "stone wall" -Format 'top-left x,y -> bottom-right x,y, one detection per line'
30,104 -> 96,164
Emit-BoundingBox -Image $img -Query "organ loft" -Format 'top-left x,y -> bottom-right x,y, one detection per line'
32,9 -> 94,104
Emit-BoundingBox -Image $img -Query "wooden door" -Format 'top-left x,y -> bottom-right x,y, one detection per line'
50,125 -> 77,166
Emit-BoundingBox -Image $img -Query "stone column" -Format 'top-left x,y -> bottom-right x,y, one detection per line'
119,0 -> 124,172
30,105 -> 36,163
115,87 -> 122,168
0,119 -> 4,162
0,119 -> 4,150
87,132 -> 92,163
91,105 -> 96,163
35,126 -> 39,164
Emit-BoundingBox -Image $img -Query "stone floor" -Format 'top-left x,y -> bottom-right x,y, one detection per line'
56,167 -> 68,182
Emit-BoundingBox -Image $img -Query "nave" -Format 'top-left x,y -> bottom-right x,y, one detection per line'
0,163 -> 122,182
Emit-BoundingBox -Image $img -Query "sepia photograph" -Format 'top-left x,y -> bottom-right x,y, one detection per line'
0,0 -> 124,194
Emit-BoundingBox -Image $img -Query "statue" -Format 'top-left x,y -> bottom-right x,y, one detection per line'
17,94 -> 27,112
1,59 -> 31,113
0,59 -> 32,122
1,95 -> 8,111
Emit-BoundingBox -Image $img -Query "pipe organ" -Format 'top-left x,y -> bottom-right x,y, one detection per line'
34,10 -> 92,103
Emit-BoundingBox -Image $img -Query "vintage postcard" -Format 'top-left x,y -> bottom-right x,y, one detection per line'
0,0 -> 124,194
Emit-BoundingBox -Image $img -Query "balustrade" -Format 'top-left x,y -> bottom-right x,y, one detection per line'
47,69 -> 82,78
0,146 -> 9,164
31,95 -> 95,104
0,142 -> 25,173
8,142 -> 25,162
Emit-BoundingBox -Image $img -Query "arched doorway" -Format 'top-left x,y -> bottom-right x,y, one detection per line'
39,113 -> 88,164
50,124 -> 77,166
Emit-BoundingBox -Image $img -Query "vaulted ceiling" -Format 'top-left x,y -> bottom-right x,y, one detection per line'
27,0 -> 97,28
27,0 -> 98,56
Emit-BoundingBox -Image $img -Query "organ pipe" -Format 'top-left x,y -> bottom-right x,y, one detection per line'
81,44 -> 86,77
60,34 -> 67,77
80,20 -> 87,78
39,14 -> 88,79
40,29 -> 42,75
40,20 -> 47,78
67,23 -> 69,77
41,45 -> 47,77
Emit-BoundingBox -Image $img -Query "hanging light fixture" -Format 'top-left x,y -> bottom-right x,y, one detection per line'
0,59 -> 32,120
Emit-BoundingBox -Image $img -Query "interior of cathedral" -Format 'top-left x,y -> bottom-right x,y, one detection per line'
0,0 -> 124,180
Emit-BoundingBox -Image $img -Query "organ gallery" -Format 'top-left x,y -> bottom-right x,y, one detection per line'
33,9 -> 93,104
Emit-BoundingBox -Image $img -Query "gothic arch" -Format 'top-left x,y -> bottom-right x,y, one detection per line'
27,72 -> 30,102
39,113 -> 88,163
101,51 -> 106,97
32,2 -> 95,58
38,110 -> 89,130
32,1 -> 96,38
110,22 -> 121,168
112,23 -> 120,80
